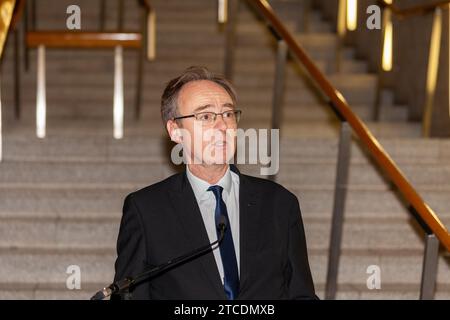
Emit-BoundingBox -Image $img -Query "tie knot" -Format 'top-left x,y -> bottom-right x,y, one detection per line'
208,185 -> 223,200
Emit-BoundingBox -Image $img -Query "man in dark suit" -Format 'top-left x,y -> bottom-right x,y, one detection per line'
113,66 -> 316,299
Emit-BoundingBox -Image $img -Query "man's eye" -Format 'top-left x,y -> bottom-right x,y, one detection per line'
198,113 -> 212,121
223,111 -> 234,118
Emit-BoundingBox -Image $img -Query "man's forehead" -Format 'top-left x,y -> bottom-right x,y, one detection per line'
181,80 -> 230,95
178,80 -> 234,108
192,103 -> 235,113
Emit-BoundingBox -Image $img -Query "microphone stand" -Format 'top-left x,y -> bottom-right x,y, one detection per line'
91,219 -> 227,300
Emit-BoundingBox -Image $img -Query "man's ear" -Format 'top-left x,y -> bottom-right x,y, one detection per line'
167,120 -> 183,144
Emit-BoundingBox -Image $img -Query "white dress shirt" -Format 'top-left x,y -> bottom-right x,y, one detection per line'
186,165 -> 240,284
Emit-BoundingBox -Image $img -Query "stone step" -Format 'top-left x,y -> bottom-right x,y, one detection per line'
236,121 -> 423,138
2,52 -> 356,91
0,161 -> 175,184
238,104 -> 405,123
1,115 -> 421,138
0,281 -> 449,300
2,99 -> 334,116
0,184 -> 448,220
29,0 -> 309,31
1,286 -> 450,300
0,103 -> 407,128
2,135 -> 448,164
0,53 -> 366,81
3,105 -> 380,125
0,160 -> 448,192
245,161 -> 450,187
0,62 -> 370,92
0,251 -> 447,292
1,37 -> 351,68
2,75 -> 377,118
1,70 -> 370,108
2,217 -> 450,252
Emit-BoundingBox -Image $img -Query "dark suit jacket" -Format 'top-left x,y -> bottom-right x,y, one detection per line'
113,165 -> 316,299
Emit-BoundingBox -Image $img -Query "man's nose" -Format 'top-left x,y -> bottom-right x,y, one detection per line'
213,114 -> 228,130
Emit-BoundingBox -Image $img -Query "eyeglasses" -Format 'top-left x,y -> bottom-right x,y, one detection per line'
173,110 -> 242,126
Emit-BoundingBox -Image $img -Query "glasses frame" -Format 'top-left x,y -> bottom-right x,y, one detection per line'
173,109 -> 242,125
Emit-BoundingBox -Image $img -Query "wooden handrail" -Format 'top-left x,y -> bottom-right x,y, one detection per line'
0,0 -> 18,60
249,0 -> 450,251
379,0 -> 450,19
26,31 -> 142,48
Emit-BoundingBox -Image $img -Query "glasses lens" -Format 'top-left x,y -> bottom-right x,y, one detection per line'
195,112 -> 215,124
194,110 -> 242,125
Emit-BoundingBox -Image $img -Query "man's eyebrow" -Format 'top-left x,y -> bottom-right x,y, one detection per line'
192,103 -> 235,113
222,103 -> 234,109
192,105 -> 213,113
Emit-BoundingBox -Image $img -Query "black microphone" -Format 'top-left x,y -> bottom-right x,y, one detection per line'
91,215 -> 228,300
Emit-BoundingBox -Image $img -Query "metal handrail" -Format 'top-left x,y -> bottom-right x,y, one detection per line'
246,0 -> 450,251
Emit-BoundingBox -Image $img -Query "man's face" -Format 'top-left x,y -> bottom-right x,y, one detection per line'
167,80 -> 237,165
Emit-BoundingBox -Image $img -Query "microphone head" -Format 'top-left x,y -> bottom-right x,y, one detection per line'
217,215 -> 227,231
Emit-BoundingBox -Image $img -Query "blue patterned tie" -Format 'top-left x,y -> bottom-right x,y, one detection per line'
208,185 -> 239,300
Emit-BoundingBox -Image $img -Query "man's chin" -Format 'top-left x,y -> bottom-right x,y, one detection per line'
194,156 -> 233,166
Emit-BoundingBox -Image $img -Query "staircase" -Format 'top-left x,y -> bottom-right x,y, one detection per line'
0,0 -> 448,299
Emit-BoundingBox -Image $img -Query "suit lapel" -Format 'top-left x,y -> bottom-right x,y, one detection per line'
231,165 -> 263,297
169,171 -> 226,299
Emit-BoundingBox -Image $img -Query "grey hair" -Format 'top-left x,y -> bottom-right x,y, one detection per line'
161,66 -> 237,125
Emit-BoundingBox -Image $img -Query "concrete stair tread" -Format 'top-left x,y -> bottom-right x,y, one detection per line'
1,218 -> 448,251
0,286 -> 449,300
1,160 -> 449,186
6,131 -> 447,163
0,251 -> 447,286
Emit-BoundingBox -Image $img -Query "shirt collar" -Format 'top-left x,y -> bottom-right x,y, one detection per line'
186,165 -> 232,201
